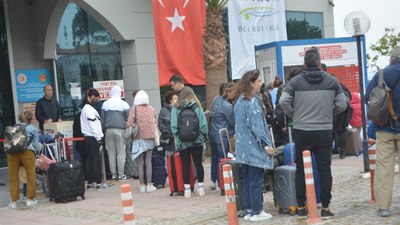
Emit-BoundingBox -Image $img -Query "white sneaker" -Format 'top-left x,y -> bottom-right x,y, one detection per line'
26,199 -> 38,207
184,189 -> 191,199
8,201 -> 17,209
140,186 -> 146,193
209,181 -> 216,190
146,185 -> 157,193
198,187 -> 205,196
111,175 -> 118,180
249,211 -> 272,222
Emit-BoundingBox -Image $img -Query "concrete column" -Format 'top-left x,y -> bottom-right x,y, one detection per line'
120,39 -> 161,112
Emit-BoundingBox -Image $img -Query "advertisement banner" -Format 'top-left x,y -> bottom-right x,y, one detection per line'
228,0 -> 287,80
15,69 -> 52,102
92,80 -> 125,100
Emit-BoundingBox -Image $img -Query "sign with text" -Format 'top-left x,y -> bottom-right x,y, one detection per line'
92,80 -> 125,100
22,103 -> 37,122
15,69 -> 52,102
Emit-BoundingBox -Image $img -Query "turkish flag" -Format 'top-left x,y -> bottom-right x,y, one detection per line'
152,0 -> 206,86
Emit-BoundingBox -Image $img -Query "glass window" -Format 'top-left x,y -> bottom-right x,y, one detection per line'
56,2 -> 122,119
286,11 -> 323,40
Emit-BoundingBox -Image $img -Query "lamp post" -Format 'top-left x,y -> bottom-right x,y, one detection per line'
344,11 -> 371,172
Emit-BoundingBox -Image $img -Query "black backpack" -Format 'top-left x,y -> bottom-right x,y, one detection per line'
4,124 -> 29,154
177,104 -> 199,142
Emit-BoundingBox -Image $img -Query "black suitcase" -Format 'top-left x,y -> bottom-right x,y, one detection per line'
152,147 -> 167,188
48,161 -> 85,203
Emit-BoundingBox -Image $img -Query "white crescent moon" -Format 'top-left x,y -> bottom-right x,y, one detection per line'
183,0 -> 190,8
158,0 -> 164,8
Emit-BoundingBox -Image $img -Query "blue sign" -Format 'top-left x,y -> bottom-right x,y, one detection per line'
15,69 -> 52,102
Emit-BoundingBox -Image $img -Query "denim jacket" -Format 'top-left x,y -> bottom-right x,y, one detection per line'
234,94 -> 273,169
25,123 -> 42,154
209,96 -> 235,141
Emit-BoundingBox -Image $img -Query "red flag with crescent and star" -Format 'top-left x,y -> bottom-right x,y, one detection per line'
152,0 -> 206,86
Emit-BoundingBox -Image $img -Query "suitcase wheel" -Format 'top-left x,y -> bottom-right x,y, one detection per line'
220,190 -> 225,196
275,205 -> 282,214
81,195 -> 85,200
170,192 -> 173,197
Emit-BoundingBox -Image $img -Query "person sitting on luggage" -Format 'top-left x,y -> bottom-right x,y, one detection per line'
7,111 -> 42,209
126,90 -> 158,193
171,86 -> 208,198
158,90 -> 178,156
234,70 -> 275,222
208,83 -> 236,190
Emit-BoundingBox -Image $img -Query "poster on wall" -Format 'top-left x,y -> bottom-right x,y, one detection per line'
15,69 -> 52,102
92,80 -> 125,100
70,82 -> 81,100
22,103 -> 37,122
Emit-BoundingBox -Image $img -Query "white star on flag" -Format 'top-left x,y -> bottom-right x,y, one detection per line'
166,8 -> 185,32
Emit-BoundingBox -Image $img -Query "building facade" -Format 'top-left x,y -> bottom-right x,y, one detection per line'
0,0 -> 335,167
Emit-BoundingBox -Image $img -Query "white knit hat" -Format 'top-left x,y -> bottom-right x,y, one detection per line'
134,90 -> 149,105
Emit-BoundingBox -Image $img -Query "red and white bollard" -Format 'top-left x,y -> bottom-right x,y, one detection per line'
120,184 -> 135,225
368,139 -> 376,204
303,150 -> 322,224
222,164 -> 239,225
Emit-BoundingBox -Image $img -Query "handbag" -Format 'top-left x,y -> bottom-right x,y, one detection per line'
36,144 -> 56,172
124,106 -> 139,144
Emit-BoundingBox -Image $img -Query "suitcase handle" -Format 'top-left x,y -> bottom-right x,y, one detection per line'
219,128 -> 231,159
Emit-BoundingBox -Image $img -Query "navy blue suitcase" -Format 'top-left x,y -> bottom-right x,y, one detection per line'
152,148 -> 167,188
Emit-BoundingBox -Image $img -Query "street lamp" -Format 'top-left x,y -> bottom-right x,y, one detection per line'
344,11 -> 371,172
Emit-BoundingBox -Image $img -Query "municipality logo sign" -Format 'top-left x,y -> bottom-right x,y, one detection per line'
239,7 -> 278,20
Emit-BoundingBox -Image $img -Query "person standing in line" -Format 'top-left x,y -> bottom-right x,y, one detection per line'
169,74 -> 185,93
81,88 -> 109,190
158,90 -> 178,155
171,86 -> 208,199
7,111 -> 42,209
365,48 -> 400,217
126,90 -> 158,193
349,92 -> 362,133
280,47 -> 346,219
35,84 -> 62,132
101,85 -> 131,181
234,70 -> 275,222
208,83 -> 235,190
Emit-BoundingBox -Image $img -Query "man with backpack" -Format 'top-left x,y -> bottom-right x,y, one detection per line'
365,47 -> 400,217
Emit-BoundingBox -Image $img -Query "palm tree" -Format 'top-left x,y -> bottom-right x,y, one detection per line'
204,0 -> 229,110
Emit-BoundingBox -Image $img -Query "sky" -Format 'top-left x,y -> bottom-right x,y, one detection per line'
333,0 -> 400,74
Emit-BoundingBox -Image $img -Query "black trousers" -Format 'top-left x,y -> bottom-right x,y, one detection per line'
180,145 -> 204,184
83,136 -> 102,184
294,129 -> 333,208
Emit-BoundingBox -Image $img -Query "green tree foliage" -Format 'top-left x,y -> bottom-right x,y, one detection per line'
286,19 -> 322,40
368,27 -> 400,68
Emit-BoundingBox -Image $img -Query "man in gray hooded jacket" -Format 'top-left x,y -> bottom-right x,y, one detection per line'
101,85 -> 130,181
280,47 -> 346,220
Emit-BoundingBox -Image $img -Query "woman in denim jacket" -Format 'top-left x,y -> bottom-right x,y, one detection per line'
7,111 -> 42,209
235,70 -> 274,222
208,83 -> 236,190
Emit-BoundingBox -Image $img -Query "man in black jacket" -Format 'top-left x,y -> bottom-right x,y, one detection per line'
35,85 -> 62,132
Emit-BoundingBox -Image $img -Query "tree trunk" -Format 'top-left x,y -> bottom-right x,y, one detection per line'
205,68 -> 227,111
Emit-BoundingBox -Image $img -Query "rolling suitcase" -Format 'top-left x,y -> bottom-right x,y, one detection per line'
152,146 -> 167,188
344,127 -> 361,155
48,160 -> 85,203
217,128 -> 232,194
166,152 -> 194,196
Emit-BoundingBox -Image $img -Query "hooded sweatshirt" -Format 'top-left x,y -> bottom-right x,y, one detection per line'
279,68 -> 347,131
101,85 -> 130,129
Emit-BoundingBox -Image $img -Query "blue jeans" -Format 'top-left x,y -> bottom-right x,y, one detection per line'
242,164 -> 264,214
209,131 -> 229,183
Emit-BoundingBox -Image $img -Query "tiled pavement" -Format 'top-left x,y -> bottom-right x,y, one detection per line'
0,154 -> 399,225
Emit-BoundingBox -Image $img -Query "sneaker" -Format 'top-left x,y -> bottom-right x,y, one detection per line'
140,186 -> 146,193
97,183 -> 112,190
198,187 -> 205,196
243,210 -> 254,221
118,175 -> 131,182
339,151 -> 346,159
8,201 -> 17,209
377,209 -> 390,217
321,208 -> 334,219
209,181 -> 216,190
297,207 -> 308,219
146,185 -> 157,193
87,182 -> 97,191
249,211 -> 272,222
184,189 -> 191,199
26,199 -> 38,207
111,175 -> 118,180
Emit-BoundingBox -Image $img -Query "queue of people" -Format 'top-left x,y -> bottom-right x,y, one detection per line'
5,47 -> 400,223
